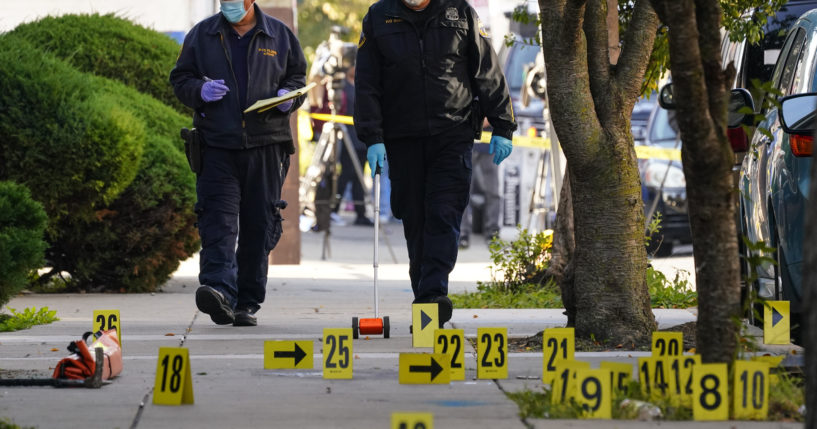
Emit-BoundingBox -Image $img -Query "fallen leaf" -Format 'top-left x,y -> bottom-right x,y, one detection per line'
314,308 -> 319,313
51,348 -> 59,352
688,348 -> 696,354
354,354 -> 360,359
791,350 -> 798,355
473,314 -> 479,319
364,336 -> 370,340
164,333 -> 175,336
616,344 -> 623,349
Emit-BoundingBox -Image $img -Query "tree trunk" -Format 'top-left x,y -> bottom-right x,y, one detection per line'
804,134 -> 817,427
651,0 -> 741,363
570,134 -> 654,344
547,169 -> 575,326
540,0 -> 658,345
547,0 -> 620,330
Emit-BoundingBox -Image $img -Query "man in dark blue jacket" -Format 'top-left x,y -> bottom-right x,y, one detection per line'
354,0 -> 516,326
170,0 -> 306,326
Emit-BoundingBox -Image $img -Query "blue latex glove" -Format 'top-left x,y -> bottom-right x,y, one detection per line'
367,143 -> 386,178
277,89 -> 294,112
489,135 -> 513,165
201,79 -> 229,102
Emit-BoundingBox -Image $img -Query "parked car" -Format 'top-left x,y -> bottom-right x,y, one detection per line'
631,94 -> 657,144
634,99 -> 691,257
497,35 -> 547,137
738,8 -> 816,343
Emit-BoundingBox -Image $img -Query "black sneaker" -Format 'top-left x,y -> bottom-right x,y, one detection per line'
410,295 -> 454,332
195,286 -> 234,325
233,308 -> 258,327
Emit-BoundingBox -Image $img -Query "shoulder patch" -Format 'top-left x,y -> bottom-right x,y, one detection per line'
358,32 -> 366,48
445,7 -> 459,21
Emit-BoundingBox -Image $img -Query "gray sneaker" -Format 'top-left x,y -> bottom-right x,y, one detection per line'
195,286 -> 234,325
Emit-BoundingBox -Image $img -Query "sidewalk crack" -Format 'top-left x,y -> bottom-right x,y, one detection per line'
129,310 -> 198,428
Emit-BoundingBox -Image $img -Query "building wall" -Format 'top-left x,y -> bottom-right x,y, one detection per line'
0,0 -> 219,33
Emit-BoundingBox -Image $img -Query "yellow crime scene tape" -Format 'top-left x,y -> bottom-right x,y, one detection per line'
302,111 -> 681,160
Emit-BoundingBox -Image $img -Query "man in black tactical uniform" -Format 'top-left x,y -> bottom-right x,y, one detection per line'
354,0 -> 516,326
170,0 -> 307,326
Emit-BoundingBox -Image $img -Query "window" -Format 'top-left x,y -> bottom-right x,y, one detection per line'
777,28 -> 806,97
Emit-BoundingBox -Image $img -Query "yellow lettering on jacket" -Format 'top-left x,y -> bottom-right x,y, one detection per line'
258,48 -> 278,57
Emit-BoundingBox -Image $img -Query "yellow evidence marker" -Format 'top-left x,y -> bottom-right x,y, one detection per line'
733,360 -> 770,420
412,303 -> 439,348
651,331 -> 683,356
667,354 -> 701,406
638,356 -> 675,399
600,361 -> 632,394
153,347 -> 194,405
692,363 -> 728,421
323,328 -> 353,379
542,327 -> 575,384
764,300 -> 790,345
575,368 -> 612,419
550,360 -> 590,404
264,340 -> 313,369
434,329 -> 465,381
399,353 -> 450,384
477,327 -> 508,379
93,310 -> 121,347
391,412 -> 433,429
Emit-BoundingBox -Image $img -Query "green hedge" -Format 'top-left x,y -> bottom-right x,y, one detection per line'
0,36 -> 144,225
9,14 -> 190,115
0,182 -> 47,306
53,135 -> 198,292
0,32 -> 198,292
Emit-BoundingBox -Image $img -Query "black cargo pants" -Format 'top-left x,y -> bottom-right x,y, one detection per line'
196,144 -> 289,313
386,123 -> 473,301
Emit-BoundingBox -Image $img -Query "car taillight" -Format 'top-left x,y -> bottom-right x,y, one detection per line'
791,134 -> 813,157
727,127 -> 748,152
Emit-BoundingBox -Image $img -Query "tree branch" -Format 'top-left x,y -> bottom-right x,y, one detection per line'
615,0 -> 659,110
584,0 -> 612,123
540,0 -> 604,169
695,0 -> 728,135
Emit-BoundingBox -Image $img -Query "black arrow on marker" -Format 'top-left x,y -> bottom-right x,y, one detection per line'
420,310 -> 432,330
409,357 -> 443,381
772,307 -> 784,327
274,343 -> 307,365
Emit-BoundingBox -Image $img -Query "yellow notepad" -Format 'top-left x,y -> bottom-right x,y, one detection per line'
244,82 -> 317,113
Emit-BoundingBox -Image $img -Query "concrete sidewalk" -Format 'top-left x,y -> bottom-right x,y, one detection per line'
0,217 -> 798,429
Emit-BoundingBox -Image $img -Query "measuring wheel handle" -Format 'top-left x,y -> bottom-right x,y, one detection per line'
383,316 -> 390,339
352,317 -> 359,339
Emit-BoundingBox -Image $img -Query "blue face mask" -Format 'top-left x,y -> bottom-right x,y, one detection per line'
220,1 -> 248,23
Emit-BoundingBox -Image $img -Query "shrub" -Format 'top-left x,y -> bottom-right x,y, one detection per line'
53,135 -> 199,292
46,71 -> 198,292
9,14 -> 189,115
0,33 -> 197,292
0,36 -> 145,225
0,182 -> 47,306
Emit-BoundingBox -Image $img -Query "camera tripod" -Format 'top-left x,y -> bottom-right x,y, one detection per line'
299,116 -> 397,262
